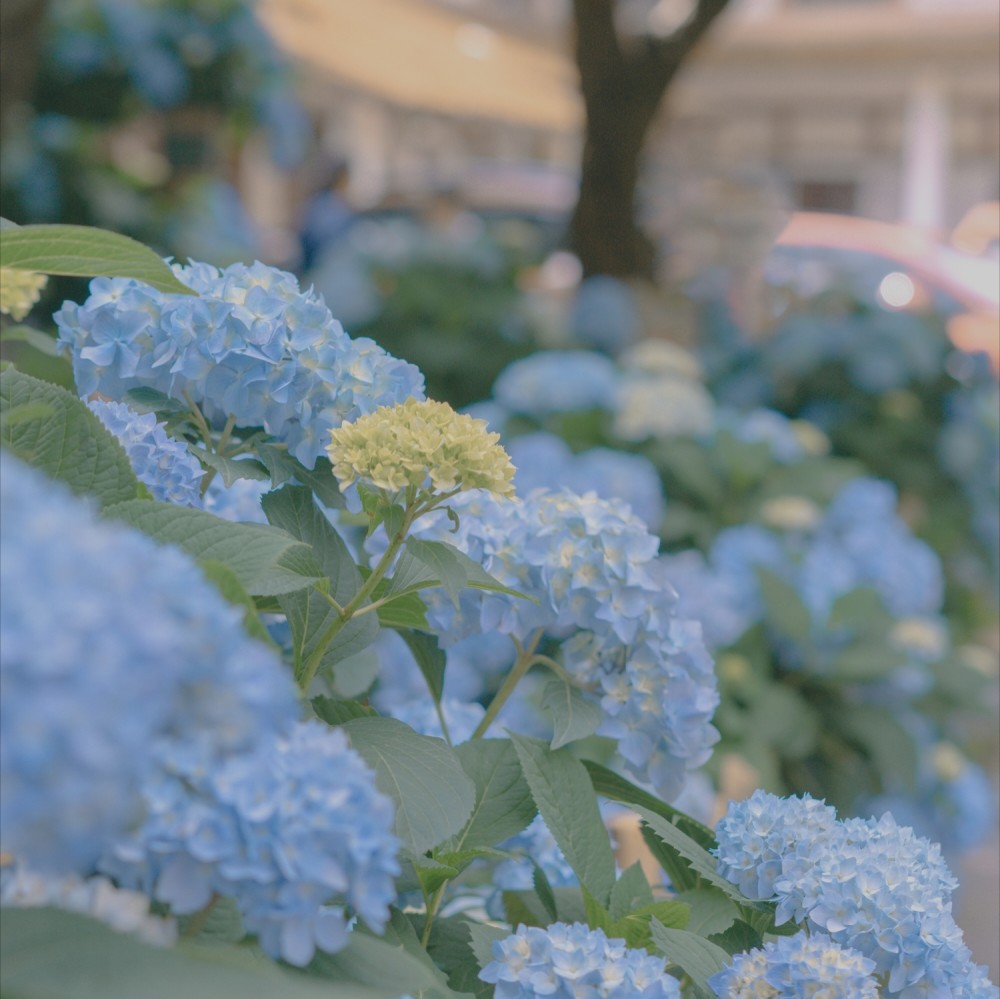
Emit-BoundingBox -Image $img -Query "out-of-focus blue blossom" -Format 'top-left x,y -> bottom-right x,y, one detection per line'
102,721 -> 399,967
88,398 -> 203,505
939,378 -> 1000,582
164,178 -> 262,267
407,488 -> 719,800
0,453 -> 297,875
492,350 -> 618,417
55,261 -> 424,467
480,922 -> 682,998
714,791 -> 998,997
491,815 -> 579,897
713,407 -> 826,464
506,432 -> 666,531
202,474 -> 271,524
709,931 -> 879,998
385,697 -> 486,745
0,859 -> 177,947
865,739 -> 997,857
462,399 -> 509,434
568,276 -> 641,355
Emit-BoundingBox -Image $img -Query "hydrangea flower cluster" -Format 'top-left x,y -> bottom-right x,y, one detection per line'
55,261 -> 424,466
714,791 -> 999,996
0,267 -> 47,320
568,275 -> 641,355
714,407 -> 830,464
480,922 -> 681,998
0,452 -> 299,874
1,859 -> 176,948
88,399 -> 204,505
709,931 -> 879,998
492,815 -> 586,897
663,477 -> 944,658
492,350 -> 619,416
327,398 -> 515,498
507,432 -> 666,531
407,488 -> 719,799
102,721 -> 399,967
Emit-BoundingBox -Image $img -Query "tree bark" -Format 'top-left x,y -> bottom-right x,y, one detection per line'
0,0 -> 49,137
569,0 -> 731,279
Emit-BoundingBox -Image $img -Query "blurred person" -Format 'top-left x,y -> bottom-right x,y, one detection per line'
298,157 -> 355,271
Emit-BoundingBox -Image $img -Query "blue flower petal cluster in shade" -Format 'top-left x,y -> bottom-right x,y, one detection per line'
202,474 -> 271,524
568,275 -> 641,355
492,815 -> 584,897
55,261 -> 424,467
480,922 -> 681,998
507,432 -> 666,531
407,488 -> 719,800
101,720 -> 399,967
492,350 -> 618,417
0,452 -> 298,876
708,931 -> 879,998
88,398 -> 204,505
714,791 -> 999,997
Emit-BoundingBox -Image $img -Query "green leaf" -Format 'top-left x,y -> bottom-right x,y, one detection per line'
838,703 -> 919,788
123,386 -> 190,418
648,921 -> 731,997
385,547 -> 441,598
540,677 -> 602,750
634,807 -> 758,909
262,485 -> 377,675
709,919 -> 763,957
581,760 -> 716,847
0,324 -> 61,356
451,739 -> 536,850
609,901 -> 691,950
404,538 -> 531,606
608,862 -> 654,922
423,917 -> 494,999
830,641 -> 907,682
104,500 -> 323,596
510,734 -> 616,907
375,589 -> 430,630
532,863 -> 559,923
253,443 -> 345,509
199,559 -> 279,648
191,447 -> 270,487
330,648 -> 380,698
0,908 -> 383,999
466,922 -> 510,971
827,586 -> 892,636
0,224 -> 195,295
413,855 -> 460,895
672,889 -> 740,938
1,366 -> 141,507
756,566 -> 812,644
398,629 -> 446,702
177,897 -> 245,945
311,694 -> 376,725
582,886 -> 612,933
307,927 -> 463,997
343,717 -> 476,854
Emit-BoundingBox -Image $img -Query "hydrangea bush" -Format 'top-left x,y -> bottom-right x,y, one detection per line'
0,221 -> 996,998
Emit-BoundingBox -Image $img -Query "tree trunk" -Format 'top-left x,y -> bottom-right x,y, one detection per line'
569,0 -> 732,279
0,0 -> 49,137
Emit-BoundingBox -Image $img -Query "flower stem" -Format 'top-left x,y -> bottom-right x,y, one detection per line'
421,883 -> 448,947
471,629 -> 544,739
182,893 -> 219,940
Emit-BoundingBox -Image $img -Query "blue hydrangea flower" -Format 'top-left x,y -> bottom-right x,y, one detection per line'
714,791 -> 998,996
714,407 -> 812,464
202,474 -> 271,524
492,350 -> 618,417
56,261 -> 424,467
709,932 -> 879,998
492,815 -> 586,897
101,720 -> 399,967
480,922 -> 682,998
506,432 -> 666,531
406,488 -> 719,800
0,452 -> 298,875
88,398 -> 203,505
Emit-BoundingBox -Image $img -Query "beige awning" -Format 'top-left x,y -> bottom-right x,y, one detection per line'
256,0 -> 581,130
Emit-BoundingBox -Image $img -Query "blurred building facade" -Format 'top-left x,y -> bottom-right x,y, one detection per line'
254,0 -> 999,236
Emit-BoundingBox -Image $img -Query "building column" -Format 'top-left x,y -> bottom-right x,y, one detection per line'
900,74 -> 950,232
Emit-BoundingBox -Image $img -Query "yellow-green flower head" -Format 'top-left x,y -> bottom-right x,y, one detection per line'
0,268 -> 48,321
327,398 -> 516,498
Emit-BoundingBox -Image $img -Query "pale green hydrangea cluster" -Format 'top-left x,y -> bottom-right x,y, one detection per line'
0,268 -> 48,321
326,397 -> 516,499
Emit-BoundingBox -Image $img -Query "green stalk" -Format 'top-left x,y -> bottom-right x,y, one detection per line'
471,629 -> 544,739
